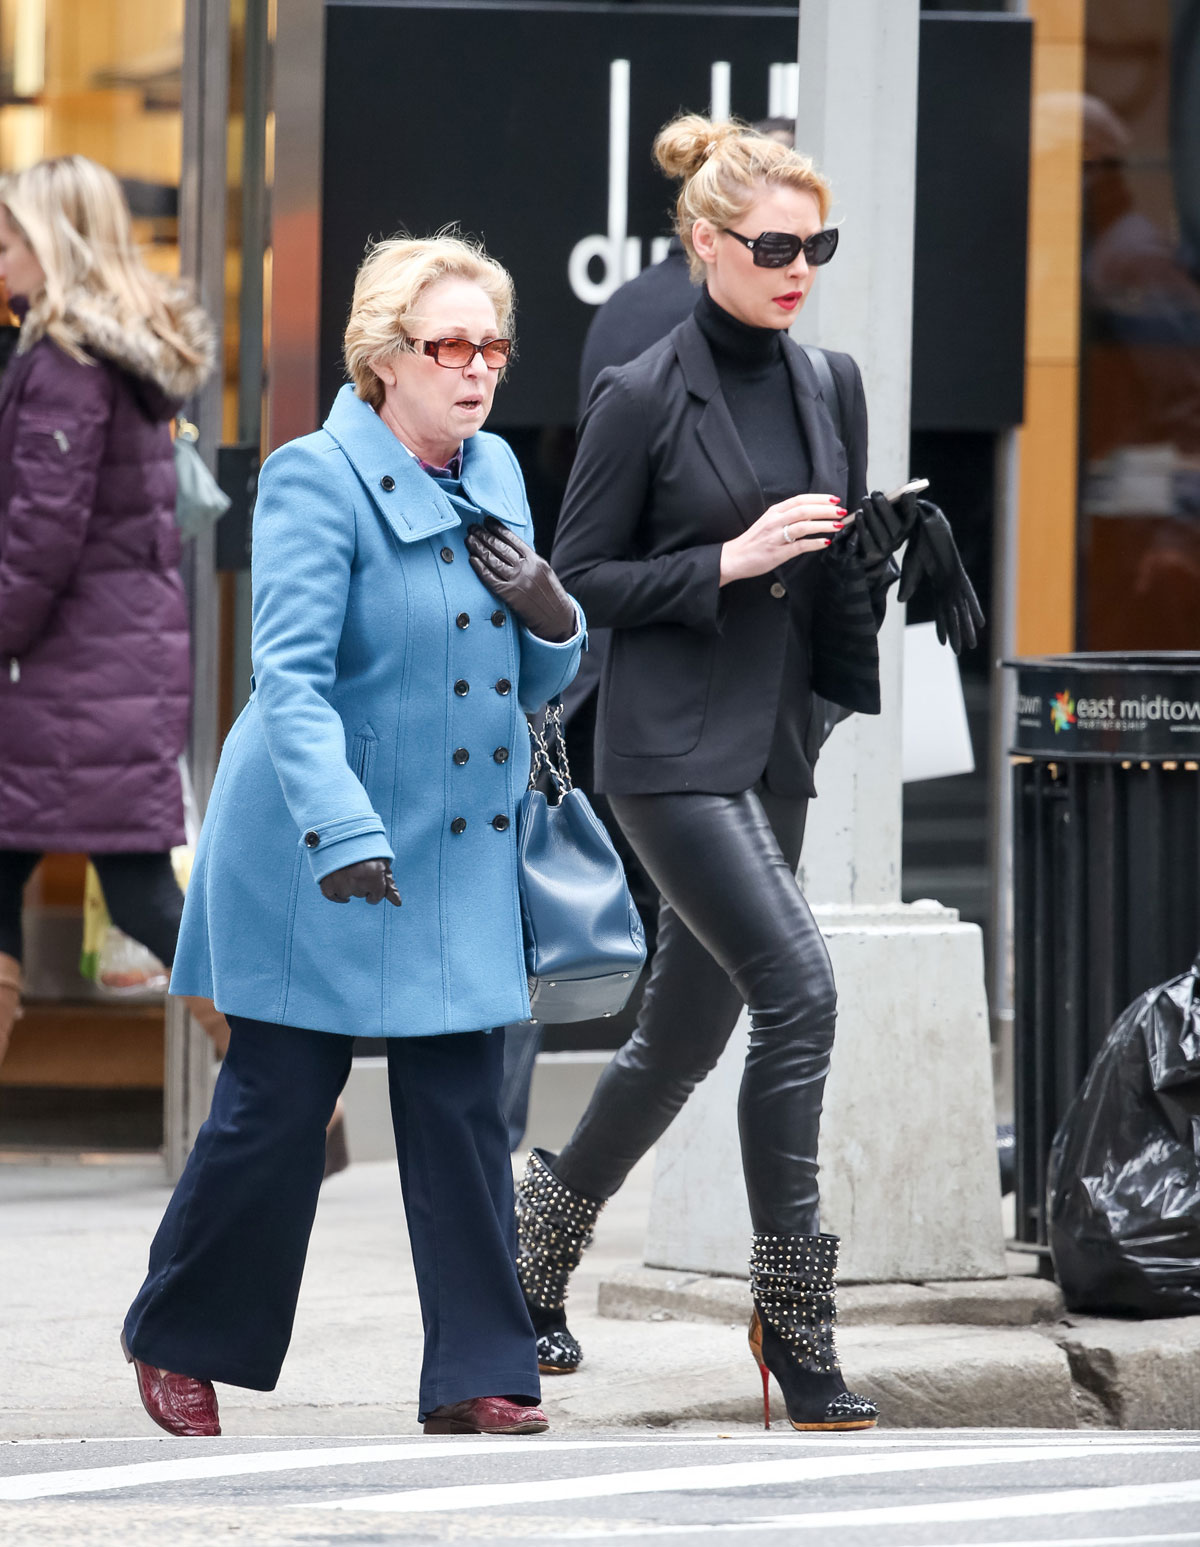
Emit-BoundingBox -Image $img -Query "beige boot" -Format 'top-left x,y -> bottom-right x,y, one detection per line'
0,952 -> 23,1069
179,994 -> 230,1059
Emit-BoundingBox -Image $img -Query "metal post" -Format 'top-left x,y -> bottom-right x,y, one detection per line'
987,427 -> 1020,1117
268,0 -> 326,452
228,0 -> 272,710
238,0 -> 271,449
165,0 -> 231,1182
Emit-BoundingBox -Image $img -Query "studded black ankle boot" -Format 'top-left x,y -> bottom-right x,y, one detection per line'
515,1148 -> 605,1374
748,1232 -> 879,1431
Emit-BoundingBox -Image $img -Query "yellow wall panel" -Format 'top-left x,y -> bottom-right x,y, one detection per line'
1026,45 -> 1085,364
1031,0 -> 1087,45
1017,362 -> 1079,654
1016,0 -> 1087,655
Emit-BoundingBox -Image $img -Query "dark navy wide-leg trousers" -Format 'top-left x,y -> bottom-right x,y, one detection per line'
123,1015 -> 540,1420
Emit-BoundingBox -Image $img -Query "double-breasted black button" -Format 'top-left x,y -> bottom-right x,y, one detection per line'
452,748 -> 469,766
770,581 -> 786,600
303,830 -> 320,848
450,817 -> 467,835
495,678 -> 512,696
493,746 -> 509,764
440,546 -> 455,564
492,814 -> 511,832
456,612 -> 470,630
454,679 -> 470,697
491,610 -> 506,627
380,475 -> 395,492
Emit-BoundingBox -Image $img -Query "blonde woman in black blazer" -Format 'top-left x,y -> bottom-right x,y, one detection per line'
515,115 -> 899,1433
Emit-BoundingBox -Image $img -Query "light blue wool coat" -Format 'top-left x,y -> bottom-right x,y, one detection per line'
170,384 -> 584,1037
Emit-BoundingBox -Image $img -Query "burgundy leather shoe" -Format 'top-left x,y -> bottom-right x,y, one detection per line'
121,1331 -> 221,1437
423,1395 -> 548,1435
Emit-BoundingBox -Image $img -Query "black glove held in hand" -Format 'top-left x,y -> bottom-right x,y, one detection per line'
897,499 -> 985,655
465,516 -> 576,643
319,858 -> 401,907
855,488 -> 920,578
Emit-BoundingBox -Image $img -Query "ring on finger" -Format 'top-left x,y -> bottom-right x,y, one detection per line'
782,523 -> 795,543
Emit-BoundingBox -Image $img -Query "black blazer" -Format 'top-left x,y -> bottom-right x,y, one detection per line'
551,314 -> 886,796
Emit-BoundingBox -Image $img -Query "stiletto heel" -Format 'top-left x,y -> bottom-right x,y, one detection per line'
749,1233 -> 879,1433
748,1309 -> 771,1428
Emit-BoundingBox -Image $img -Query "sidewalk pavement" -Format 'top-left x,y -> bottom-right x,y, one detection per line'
3,1150 -> 1199,1439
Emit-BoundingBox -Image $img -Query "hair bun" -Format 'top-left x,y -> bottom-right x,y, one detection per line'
653,114 -> 742,181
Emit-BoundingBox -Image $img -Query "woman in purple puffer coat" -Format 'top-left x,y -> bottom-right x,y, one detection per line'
0,156 -> 214,1068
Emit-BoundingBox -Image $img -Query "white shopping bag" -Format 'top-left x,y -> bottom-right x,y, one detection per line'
902,621 -> 975,783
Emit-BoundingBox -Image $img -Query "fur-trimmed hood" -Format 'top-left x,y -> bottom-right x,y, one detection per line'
17,280 -> 215,418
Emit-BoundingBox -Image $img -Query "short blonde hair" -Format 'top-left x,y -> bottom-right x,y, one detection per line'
344,234 -> 515,409
653,114 -> 833,282
1,154 -> 209,370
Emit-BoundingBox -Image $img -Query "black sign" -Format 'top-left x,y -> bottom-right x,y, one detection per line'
321,1 -> 797,427
1006,654 -> 1200,760
912,15 -> 1031,431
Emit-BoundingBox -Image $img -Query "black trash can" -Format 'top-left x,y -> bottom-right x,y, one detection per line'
1005,652 -> 1200,1251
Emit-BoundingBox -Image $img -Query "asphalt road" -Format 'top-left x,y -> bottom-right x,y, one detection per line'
3,1428 -> 1199,1547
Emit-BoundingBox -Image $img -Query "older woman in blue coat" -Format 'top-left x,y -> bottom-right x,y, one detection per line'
122,236 -> 583,1439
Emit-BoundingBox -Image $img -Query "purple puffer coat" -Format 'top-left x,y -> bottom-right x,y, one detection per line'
0,288 -> 213,852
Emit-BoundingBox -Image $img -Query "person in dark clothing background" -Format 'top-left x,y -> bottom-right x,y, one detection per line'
576,237 -> 696,414
499,123 -> 797,1150
511,112 -> 904,1433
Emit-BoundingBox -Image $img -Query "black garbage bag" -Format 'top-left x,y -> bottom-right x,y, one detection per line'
1047,954 -> 1200,1317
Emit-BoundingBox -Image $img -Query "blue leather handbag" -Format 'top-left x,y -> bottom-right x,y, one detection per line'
517,700 -> 646,1023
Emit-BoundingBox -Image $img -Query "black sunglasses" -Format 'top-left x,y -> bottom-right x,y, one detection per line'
723,227 -> 839,269
417,336 -> 513,369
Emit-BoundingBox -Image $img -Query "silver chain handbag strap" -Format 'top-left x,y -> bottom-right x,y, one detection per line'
527,698 -> 573,798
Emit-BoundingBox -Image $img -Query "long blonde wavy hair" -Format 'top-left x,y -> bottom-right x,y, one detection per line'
0,154 -> 209,371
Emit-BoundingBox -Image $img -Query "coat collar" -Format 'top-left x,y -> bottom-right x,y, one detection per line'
668,315 -> 846,530
321,384 -> 528,543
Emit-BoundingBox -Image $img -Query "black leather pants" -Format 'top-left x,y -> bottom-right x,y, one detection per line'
553,787 -> 836,1237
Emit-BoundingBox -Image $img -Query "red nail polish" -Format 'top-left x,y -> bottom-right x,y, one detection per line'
829,497 -> 839,504
834,522 -> 844,529
824,538 -> 832,547
836,507 -> 847,515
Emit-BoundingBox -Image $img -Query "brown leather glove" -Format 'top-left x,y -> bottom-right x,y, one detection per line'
319,858 -> 401,906
465,516 -> 576,643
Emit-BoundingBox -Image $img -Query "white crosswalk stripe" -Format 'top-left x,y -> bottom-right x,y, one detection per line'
307,1441 -> 1200,1515
0,1432 -> 1000,1500
550,1482 -> 1200,1538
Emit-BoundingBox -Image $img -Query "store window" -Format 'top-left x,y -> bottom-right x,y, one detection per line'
0,1 -> 184,262
1079,0 -> 1200,650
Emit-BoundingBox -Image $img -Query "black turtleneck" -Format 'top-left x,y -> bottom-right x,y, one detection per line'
693,288 -> 813,507
694,288 -> 818,800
